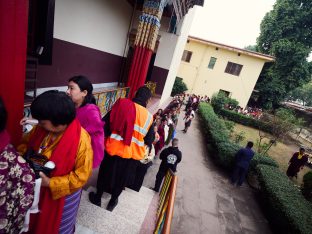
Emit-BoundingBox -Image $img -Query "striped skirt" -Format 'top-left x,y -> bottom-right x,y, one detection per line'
59,189 -> 82,234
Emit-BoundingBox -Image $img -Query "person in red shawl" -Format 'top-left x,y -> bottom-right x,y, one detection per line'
18,91 -> 93,234
89,86 -> 154,211
286,147 -> 309,178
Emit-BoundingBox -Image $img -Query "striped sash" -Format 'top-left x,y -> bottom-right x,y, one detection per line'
59,189 -> 82,234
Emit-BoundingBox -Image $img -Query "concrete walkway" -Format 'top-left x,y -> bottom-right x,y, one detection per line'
143,112 -> 272,234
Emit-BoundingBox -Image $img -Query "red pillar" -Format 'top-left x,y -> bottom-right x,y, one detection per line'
0,1 -> 29,145
126,0 -> 165,99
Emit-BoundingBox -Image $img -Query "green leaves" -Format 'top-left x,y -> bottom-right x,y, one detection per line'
171,77 -> 188,96
200,102 -> 312,233
211,92 -> 239,114
256,0 -> 312,108
288,82 -> 312,106
198,103 -> 277,170
257,165 -> 312,234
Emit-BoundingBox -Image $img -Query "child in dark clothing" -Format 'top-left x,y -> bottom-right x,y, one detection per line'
151,138 -> 182,192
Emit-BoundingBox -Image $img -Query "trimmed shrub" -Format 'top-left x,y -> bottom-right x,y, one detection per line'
199,103 -> 277,170
211,93 -> 239,113
219,108 -> 273,134
250,153 -> 278,171
302,171 -> 312,201
171,77 -> 188,96
224,120 -> 235,134
200,102 -> 312,233
256,165 -> 312,234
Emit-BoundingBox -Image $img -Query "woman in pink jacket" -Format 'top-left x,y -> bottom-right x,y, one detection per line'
66,76 -> 104,168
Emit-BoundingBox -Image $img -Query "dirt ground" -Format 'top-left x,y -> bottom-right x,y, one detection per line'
232,124 -> 312,185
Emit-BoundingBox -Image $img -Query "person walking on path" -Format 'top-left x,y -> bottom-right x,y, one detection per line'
151,138 -> 182,192
286,147 -> 309,178
183,106 -> 195,133
231,141 -> 255,186
89,86 -> 154,211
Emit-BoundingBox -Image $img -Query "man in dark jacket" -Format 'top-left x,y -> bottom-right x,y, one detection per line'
151,138 -> 182,192
231,141 -> 255,186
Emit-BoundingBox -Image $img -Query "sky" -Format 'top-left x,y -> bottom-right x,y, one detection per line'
190,0 -> 276,49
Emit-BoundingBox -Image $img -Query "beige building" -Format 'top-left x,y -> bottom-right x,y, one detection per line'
177,36 -> 274,108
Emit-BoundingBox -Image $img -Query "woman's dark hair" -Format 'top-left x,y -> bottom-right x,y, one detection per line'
132,86 -> 152,107
31,90 -> 76,126
0,97 -> 8,132
68,75 -> 96,106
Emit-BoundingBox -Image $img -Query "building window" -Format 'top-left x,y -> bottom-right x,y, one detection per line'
219,89 -> 231,97
182,50 -> 192,62
225,62 -> 243,76
208,57 -> 217,69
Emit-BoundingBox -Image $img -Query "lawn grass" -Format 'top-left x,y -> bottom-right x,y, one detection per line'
232,123 -> 311,185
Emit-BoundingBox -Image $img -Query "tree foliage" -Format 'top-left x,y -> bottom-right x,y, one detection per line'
256,108 -> 304,155
288,82 -> 312,106
211,92 -> 239,113
171,77 -> 188,96
244,45 -> 257,52
256,0 -> 312,109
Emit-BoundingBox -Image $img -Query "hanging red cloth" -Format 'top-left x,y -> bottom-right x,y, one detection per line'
127,46 -> 153,99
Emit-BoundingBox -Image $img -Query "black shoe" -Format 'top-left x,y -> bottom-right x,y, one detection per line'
89,192 -> 101,207
106,198 -> 118,212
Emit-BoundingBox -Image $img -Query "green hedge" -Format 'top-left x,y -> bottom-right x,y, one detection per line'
302,171 -> 312,201
199,103 -> 278,170
218,108 -> 273,134
199,102 -> 312,233
257,165 -> 312,234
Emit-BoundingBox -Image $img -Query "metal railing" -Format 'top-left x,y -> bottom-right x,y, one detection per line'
154,169 -> 178,234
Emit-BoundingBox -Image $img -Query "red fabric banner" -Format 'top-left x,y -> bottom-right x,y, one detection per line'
0,1 -> 29,145
127,46 -> 153,99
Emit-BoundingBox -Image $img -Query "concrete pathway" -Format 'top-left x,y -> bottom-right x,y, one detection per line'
143,112 -> 272,234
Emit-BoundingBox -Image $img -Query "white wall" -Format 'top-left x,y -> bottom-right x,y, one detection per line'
159,7 -> 197,105
54,0 -> 133,56
154,32 -> 179,70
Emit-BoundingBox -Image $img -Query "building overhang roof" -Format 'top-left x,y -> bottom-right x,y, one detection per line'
127,0 -> 205,19
189,36 -> 275,62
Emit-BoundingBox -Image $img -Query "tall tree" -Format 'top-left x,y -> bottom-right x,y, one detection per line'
255,0 -> 312,109
288,82 -> 312,106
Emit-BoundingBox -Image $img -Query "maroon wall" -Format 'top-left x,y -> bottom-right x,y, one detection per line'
37,38 -> 124,87
149,66 -> 169,95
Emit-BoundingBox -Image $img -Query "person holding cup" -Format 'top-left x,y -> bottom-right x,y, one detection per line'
18,91 -> 93,234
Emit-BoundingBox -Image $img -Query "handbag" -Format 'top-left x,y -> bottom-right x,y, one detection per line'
23,149 -> 55,178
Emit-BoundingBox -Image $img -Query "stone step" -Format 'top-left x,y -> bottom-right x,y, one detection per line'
76,186 -> 155,234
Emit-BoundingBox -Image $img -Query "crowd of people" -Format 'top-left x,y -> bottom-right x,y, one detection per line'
225,105 -> 263,120
2,82 -> 310,233
1,76 -> 187,233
